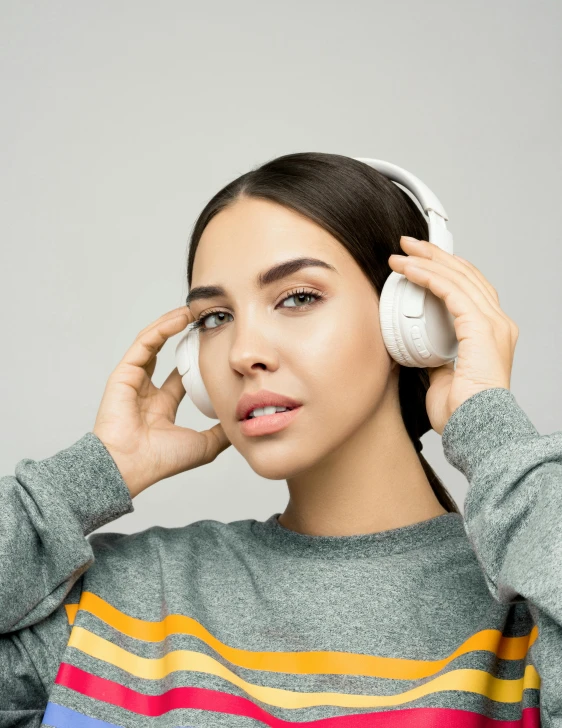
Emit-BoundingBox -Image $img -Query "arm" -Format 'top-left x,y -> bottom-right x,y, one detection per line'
442,386 -> 562,720
0,578 -> 83,718
0,432 -> 133,633
0,432 -> 133,716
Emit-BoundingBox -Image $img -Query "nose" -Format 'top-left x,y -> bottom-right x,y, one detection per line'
226,314 -> 281,378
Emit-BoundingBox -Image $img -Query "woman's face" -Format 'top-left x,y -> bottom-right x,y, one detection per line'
189,196 -> 398,480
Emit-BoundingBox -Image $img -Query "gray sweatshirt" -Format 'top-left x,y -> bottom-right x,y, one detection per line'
0,387 -> 561,727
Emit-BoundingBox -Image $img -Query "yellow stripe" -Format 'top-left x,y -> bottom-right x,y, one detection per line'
66,591 -> 539,681
67,625 -> 541,709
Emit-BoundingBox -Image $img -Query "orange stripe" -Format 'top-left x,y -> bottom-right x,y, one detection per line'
64,592 -> 539,682
65,604 -> 79,625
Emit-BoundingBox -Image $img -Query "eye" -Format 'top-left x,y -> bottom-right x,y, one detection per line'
190,287 -> 326,333
279,289 -> 322,309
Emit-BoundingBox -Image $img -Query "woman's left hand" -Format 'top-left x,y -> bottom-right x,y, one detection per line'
388,236 -> 520,436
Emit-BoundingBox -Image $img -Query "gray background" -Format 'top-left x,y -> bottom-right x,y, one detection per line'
1,0 -> 560,535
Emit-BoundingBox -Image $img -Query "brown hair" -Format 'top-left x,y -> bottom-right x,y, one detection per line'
186,152 -> 460,513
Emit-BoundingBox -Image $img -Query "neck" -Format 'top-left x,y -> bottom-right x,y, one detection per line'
278,384 -> 448,538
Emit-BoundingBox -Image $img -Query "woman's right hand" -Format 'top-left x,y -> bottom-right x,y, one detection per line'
92,306 -> 231,499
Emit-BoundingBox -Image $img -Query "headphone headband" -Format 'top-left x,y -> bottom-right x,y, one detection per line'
352,157 -> 449,220
353,157 -> 453,256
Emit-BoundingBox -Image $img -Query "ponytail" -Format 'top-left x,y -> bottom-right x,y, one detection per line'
399,366 -> 460,513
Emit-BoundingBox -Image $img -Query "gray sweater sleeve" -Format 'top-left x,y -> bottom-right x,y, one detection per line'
0,432 -> 133,715
441,386 -> 562,718
0,432 -> 133,634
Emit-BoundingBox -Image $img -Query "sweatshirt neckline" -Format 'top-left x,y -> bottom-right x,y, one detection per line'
251,512 -> 465,559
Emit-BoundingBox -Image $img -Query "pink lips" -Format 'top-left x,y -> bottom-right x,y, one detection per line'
239,405 -> 303,436
236,389 -> 303,422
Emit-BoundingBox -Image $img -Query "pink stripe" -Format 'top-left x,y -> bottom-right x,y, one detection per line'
56,662 -> 540,727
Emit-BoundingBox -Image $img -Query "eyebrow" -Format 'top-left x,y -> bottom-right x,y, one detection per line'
185,257 -> 338,307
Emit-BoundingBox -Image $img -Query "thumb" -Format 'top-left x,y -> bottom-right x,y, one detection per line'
200,421 -> 232,463
428,360 -> 455,387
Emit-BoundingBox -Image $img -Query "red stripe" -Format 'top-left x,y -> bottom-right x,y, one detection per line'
56,663 -> 540,727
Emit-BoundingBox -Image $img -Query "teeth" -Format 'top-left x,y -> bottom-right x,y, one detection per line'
248,406 -> 289,419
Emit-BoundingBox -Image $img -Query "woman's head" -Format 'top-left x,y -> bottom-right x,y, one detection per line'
186,152 -> 459,513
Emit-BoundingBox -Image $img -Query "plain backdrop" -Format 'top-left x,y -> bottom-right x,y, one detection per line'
1,0 -> 560,536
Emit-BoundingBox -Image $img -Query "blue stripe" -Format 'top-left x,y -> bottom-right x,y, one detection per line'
42,701 -> 196,728
42,702 -> 122,728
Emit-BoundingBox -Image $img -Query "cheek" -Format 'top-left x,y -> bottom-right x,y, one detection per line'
302,308 -> 392,420
197,343 -> 232,417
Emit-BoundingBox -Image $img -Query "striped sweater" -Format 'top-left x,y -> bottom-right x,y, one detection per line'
1,387 -> 561,727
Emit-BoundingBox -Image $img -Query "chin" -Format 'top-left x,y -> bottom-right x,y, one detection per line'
241,442 -> 320,482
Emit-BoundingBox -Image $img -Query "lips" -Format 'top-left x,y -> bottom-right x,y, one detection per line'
239,404 -> 303,436
245,405 -> 296,420
236,389 -> 303,421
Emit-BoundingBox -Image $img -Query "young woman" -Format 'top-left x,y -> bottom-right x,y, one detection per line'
1,152 -> 560,727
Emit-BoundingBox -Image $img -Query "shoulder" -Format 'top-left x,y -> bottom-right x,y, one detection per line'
78,517 -> 260,615
86,516 -> 258,570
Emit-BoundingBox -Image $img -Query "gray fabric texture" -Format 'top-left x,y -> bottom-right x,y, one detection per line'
0,387 -> 560,726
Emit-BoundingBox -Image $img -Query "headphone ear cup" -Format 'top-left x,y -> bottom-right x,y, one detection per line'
379,272 -> 419,366
175,328 -> 218,419
379,271 -> 459,368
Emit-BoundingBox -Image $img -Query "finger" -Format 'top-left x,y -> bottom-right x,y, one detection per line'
428,359 -> 456,385
391,255 -> 500,321
200,422 -> 232,461
423,245 -> 501,311
121,313 -> 190,370
135,306 -> 194,341
396,258 -> 496,323
159,366 -> 187,407
399,238 -> 502,313
453,255 -> 501,305
145,356 -> 158,379
436,257 -> 513,329
139,308 -> 194,377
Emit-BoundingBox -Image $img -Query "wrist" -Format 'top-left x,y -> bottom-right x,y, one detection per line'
92,436 -> 151,499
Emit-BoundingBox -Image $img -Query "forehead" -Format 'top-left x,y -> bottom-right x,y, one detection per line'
191,197 -> 346,283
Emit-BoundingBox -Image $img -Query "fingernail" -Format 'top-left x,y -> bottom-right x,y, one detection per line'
401,236 -> 422,245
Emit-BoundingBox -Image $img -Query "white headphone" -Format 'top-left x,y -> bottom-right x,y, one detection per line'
175,157 -> 458,419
